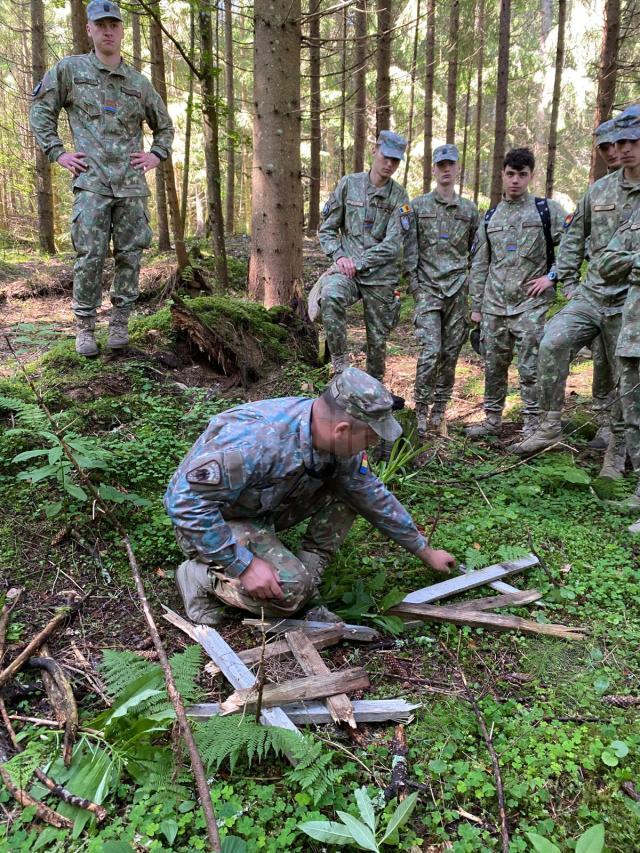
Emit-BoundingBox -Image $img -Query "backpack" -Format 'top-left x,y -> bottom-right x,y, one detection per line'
484,197 -> 555,272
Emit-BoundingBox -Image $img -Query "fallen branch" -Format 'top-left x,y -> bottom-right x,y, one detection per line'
0,765 -> 73,829
27,652 -> 78,767
243,617 -> 379,642
443,590 -> 542,613
383,724 -> 408,802
0,588 -> 23,666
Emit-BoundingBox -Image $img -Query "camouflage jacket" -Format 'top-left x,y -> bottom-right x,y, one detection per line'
318,172 -> 409,285
597,209 -> 640,357
29,51 -> 174,198
469,193 -> 566,316
164,397 -> 427,576
556,169 -> 640,308
404,190 -> 480,304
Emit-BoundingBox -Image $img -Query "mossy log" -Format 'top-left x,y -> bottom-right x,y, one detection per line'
171,295 -> 318,384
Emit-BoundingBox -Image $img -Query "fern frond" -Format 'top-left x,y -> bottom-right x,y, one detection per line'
496,544 -> 530,562
286,736 -> 337,803
193,717 -> 297,773
99,649 -> 159,698
0,395 -> 48,431
169,645 -> 204,704
2,738 -> 49,787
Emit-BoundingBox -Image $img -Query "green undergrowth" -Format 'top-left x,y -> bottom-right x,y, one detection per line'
1,350 -> 639,851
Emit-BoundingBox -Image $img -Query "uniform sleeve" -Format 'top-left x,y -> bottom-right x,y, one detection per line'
468,204 -> 481,255
547,199 -> 568,278
403,200 -> 420,294
318,177 -> 347,261
29,64 -> 68,164
332,458 -> 427,554
468,218 -> 489,313
597,224 -> 637,283
555,191 -> 590,293
360,194 -> 409,272
144,81 -> 174,161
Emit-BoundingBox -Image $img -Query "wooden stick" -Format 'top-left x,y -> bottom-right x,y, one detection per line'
390,603 -> 585,640
443,590 -> 542,613
0,765 -> 73,829
187,698 -> 421,724
27,653 -> 78,768
383,724 -> 408,801
285,630 -> 356,729
0,588 -> 23,666
219,668 -> 370,716
243,617 -> 379,642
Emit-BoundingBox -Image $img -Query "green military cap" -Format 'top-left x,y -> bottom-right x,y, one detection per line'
86,0 -> 123,21
612,104 -> 640,142
376,130 -> 407,161
329,367 -> 403,441
593,119 -> 616,146
433,143 -> 459,164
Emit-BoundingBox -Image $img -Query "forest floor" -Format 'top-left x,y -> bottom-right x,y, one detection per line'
0,239 -> 639,853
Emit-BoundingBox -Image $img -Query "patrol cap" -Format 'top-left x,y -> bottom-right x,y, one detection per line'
433,143 -> 459,164
86,1 -> 123,22
329,367 -> 403,442
593,119 -> 616,147
376,130 -> 407,161
612,104 -> 640,142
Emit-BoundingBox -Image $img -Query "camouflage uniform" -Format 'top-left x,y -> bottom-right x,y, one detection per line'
164,369 -> 426,622
29,50 -> 173,318
468,193 -> 566,421
404,189 -> 479,411
317,172 -> 409,379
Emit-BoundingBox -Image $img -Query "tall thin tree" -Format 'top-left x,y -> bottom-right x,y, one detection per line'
590,0 -> 621,181
181,3 -> 196,232
353,0 -> 368,172
147,7 -> 171,252
459,70 -> 472,193
307,0 -> 322,233
69,0 -> 91,53
403,0 -> 421,187
31,0 -> 55,253
422,0 -> 436,191
472,0 -> 485,204
545,0 -> 567,196
339,4 -> 347,176
375,0 -> 392,136
224,0 -> 235,233
490,0 -> 511,206
446,0 -> 460,144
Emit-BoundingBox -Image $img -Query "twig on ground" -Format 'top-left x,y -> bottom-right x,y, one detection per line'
383,724 -> 409,802
0,764 -> 73,829
0,588 -> 23,666
254,609 -> 268,724
526,529 -> 560,586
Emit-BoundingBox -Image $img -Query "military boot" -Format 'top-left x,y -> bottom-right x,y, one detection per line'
107,306 -> 131,349
297,549 -> 327,588
175,560 -> 225,625
511,411 -> 562,455
415,402 -> 429,441
587,424 -> 611,451
465,413 -> 502,439
430,405 -> 448,437
331,353 -> 349,375
598,435 -> 627,480
75,316 -> 99,357
522,415 -> 540,440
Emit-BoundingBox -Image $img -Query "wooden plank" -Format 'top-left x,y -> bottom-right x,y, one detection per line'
161,607 -> 300,737
389,602 -> 585,640
402,554 -> 539,605
187,698 -> 422,724
444,590 -> 542,613
204,626 -> 345,676
628,519 -> 640,534
285,630 -> 356,729
219,668 -> 370,715
243,618 -> 379,642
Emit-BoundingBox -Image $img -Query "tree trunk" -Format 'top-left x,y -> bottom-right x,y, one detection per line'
472,0 -> 485,204
590,0 -> 621,182
545,0 -> 566,197
422,0 -> 436,192
148,9 -> 171,253
149,6 -> 187,271
353,0 -> 368,172
224,0 -> 235,233
131,6 -> 142,71
307,0 -> 321,233
403,0 -> 421,187
459,70 -> 472,193
69,0 -> 91,54
31,0 -> 55,254
339,4 -> 347,177
446,0 -> 460,144
199,5 -> 229,289
181,4 -> 196,233
490,0 -> 511,206
375,0 -> 391,136
249,0 -> 303,308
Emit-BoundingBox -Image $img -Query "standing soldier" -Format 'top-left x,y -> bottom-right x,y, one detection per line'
404,144 -> 479,439
514,106 -> 640,478
313,131 -> 409,381
29,1 -> 174,357
465,148 -> 567,440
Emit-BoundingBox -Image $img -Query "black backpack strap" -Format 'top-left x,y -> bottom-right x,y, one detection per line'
483,206 -> 497,264
534,197 -> 555,272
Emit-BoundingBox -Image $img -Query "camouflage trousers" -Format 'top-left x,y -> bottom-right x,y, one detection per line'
591,334 -> 615,413
413,288 -> 468,407
619,357 -> 640,472
480,305 -> 547,419
175,487 -> 357,617
537,295 -> 624,436
71,190 -> 152,319
319,269 -> 398,380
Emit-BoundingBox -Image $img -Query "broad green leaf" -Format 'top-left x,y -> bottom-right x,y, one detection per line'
221,837 -> 248,853
600,750 -> 618,767
576,824 -> 605,853
100,843 -> 135,853
380,791 -> 419,843
11,448 -> 49,463
355,786 -> 376,832
428,758 -> 447,774
17,463 -> 58,482
160,819 -> 179,845
380,588 -> 406,611
44,501 -> 63,518
99,483 -> 127,503
48,446 -> 63,464
525,831 -> 562,853
65,483 -> 88,502
593,676 -> 610,694
610,740 -> 629,758
298,819 -> 353,844
110,687 -> 164,720
336,811 -> 379,851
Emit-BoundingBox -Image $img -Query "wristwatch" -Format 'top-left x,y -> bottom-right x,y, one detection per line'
547,270 -> 558,282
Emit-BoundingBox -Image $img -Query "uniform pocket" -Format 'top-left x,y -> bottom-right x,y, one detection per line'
345,199 -> 364,237
519,221 -> 544,259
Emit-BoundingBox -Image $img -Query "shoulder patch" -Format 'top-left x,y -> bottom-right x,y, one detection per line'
321,194 -> 336,219
184,449 -> 245,490
32,80 -> 43,98
399,203 -> 411,214
563,212 -> 574,230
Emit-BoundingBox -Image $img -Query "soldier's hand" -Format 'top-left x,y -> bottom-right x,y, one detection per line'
130,151 -> 161,173
239,556 -> 284,600
417,545 -> 456,574
526,275 -> 554,297
336,256 -> 357,278
470,311 -> 482,324
57,152 -> 87,176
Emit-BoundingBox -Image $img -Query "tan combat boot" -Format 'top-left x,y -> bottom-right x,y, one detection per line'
75,316 -> 99,357
598,435 -> 627,480
108,306 -> 131,349
587,424 -> 612,451
430,405 -> 448,437
331,353 -> 349,375
522,415 -> 540,440
415,402 -> 429,441
465,413 -> 502,439
511,411 -> 562,455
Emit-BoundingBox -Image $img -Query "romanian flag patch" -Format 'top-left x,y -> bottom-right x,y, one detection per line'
359,453 -> 369,475
563,212 -> 575,230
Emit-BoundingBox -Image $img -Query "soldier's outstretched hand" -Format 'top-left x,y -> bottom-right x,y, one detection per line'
418,545 -> 456,574
240,556 -> 284,600
57,152 -> 87,176
130,151 -> 161,173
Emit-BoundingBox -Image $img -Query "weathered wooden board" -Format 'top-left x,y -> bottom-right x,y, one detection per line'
285,630 -> 356,728
444,590 -> 542,612
402,554 -> 539,605
243,618 -> 379,642
187,698 -> 421,724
